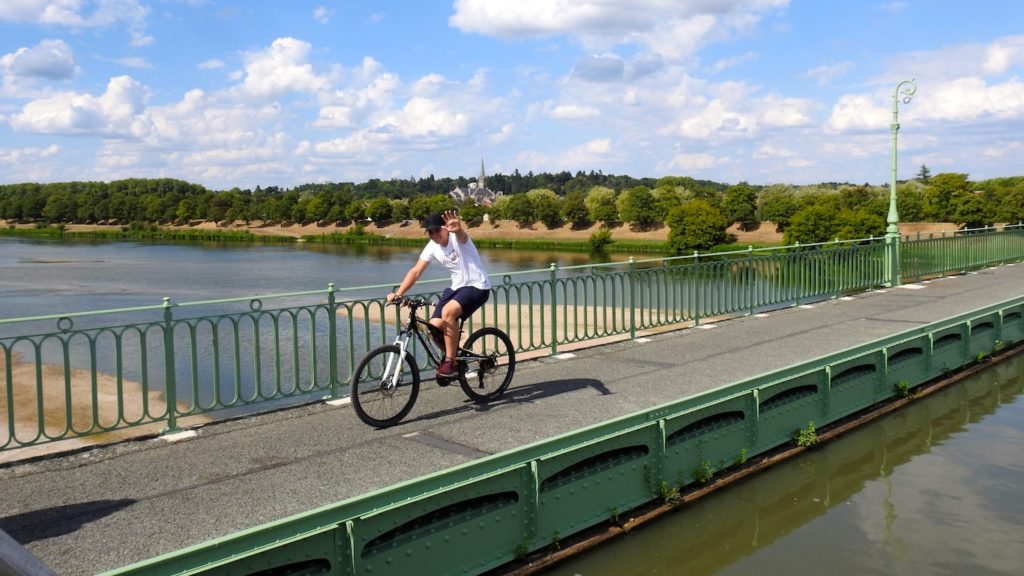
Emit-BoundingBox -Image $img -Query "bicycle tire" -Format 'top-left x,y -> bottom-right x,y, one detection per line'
350,344 -> 420,427
459,327 -> 516,402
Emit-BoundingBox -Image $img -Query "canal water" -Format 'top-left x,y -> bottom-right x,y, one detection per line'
545,353 -> 1024,576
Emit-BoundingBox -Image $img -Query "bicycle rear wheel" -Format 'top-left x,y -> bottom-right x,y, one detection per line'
459,327 -> 516,402
350,344 -> 420,427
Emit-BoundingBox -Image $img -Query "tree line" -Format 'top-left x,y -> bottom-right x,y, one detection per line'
2,168 -> 1023,253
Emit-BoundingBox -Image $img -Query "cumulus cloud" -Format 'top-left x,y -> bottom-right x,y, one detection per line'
560,137 -> 615,166
1,39 -> 77,80
238,37 -> 330,100
547,104 -> 600,120
450,0 -> 787,61
9,75 -> 147,135
0,0 -> 153,47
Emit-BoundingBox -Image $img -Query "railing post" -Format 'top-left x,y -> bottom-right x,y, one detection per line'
549,263 -> 558,355
747,245 -> 755,316
161,297 -> 179,434
628,257 -> 636,340
692,251 -> 700,327
327,283 -> 339,399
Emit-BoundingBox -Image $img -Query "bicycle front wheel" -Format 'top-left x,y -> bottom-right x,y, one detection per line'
459,327 -> 516,402
350,344 -> 420,427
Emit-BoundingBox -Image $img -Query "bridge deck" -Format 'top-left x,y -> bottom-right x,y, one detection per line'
2,264 -> 1023,575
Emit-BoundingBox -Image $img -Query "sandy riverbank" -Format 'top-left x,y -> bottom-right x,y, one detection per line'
0,352 -> 207,464
3,218 -> 966,246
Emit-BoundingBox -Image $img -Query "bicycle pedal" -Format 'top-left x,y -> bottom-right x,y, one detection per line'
436,376 -> 454,387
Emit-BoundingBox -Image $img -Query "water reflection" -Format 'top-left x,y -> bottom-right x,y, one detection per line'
547,355 -> 1024,576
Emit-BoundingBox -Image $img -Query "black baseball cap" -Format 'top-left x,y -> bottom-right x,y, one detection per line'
424,212 -> 445,231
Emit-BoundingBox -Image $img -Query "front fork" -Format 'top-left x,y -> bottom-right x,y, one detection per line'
383,332 -> 411,389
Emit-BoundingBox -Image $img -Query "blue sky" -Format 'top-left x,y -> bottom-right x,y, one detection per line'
1,1 -> 1023,190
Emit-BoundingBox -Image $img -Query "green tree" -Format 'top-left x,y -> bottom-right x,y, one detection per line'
923,173 -> 971,221
784,204 -> 837,244
527,188 -> 562,229
895,181 -> 926,222
585,186 -> 618,225
666,200 -> 728,253
617,186 -> 660,230
408,196 -> 432,221
834,208 -> 885,240
390,199 -> 410,221
950,194 -> 993,229
506,194 -> 534,227
757,185 -> 798,231
996,185 -> 1024,223
720,182 -> 758,230
653,185 -> 685,221
916,164 -> 931,183
367,197 -> 393,222
561,190 -> 591,230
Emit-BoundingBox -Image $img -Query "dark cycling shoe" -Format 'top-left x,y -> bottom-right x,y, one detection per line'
437,358 -> 457,377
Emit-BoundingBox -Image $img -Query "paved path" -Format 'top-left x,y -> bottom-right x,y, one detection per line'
2,264 -> 1023,575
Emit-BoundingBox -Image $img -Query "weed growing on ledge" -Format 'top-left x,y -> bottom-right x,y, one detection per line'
694,459 -> 714,484
895,379 -> 915,399
794,421 -> 818,447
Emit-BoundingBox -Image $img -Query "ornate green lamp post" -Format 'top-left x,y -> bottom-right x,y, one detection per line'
886,79 -> 916,287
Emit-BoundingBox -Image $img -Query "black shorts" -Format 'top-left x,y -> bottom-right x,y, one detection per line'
432,286 -> 490,321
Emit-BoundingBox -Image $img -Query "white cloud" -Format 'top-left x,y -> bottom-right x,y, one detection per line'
451,0 -> 787,64
709,51 -> 758,74
0,0 -> 153,47
559,138 -> 614,167
829,75 -> 1024,133
878,35 -> 1024,84
110,56 -> 152,69
1,39 -> 77,80
313,6 -> 333,24
548,104 -> 600,120
805,61 -> 854,86
0,143 -> 60,163
827,94 -> 886,132
668,152 -> 725,171
676,99 -> 754,139
198,59 -> 225,70
489,122 -> 515,143
238,37 -> 330,100
9,75 -> 147,135
756,95 -> 813,128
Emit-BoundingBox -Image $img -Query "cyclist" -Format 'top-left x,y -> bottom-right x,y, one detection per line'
387,210 -> 491,376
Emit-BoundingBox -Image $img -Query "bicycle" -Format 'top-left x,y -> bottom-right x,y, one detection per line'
350,296 -> 516,427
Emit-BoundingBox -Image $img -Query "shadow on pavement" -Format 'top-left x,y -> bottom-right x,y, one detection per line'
407,378 -> 611,425
0,499 -> 136,544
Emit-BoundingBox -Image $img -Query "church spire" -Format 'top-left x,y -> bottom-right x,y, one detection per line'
478,158 -> 486,190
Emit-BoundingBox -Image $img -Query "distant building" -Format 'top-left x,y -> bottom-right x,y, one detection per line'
450,159 -> 503,207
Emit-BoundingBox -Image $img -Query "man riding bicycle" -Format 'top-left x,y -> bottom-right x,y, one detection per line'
387,211 -> 490,377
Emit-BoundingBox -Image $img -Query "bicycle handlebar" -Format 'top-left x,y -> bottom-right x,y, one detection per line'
388,296 -> 430,309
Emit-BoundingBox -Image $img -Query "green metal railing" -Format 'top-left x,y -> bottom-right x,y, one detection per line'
2,226 -> 1022,451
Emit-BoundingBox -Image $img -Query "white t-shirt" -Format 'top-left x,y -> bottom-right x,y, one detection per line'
419,236 -> 491,290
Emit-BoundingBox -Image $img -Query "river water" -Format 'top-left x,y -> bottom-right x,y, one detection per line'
545,353 -> 1024,576
0,236 -> 623,321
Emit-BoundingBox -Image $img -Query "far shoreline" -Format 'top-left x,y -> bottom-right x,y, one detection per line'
1,218 -> 965,253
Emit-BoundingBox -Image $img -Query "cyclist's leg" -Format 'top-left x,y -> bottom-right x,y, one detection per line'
430,287 -> 489,359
